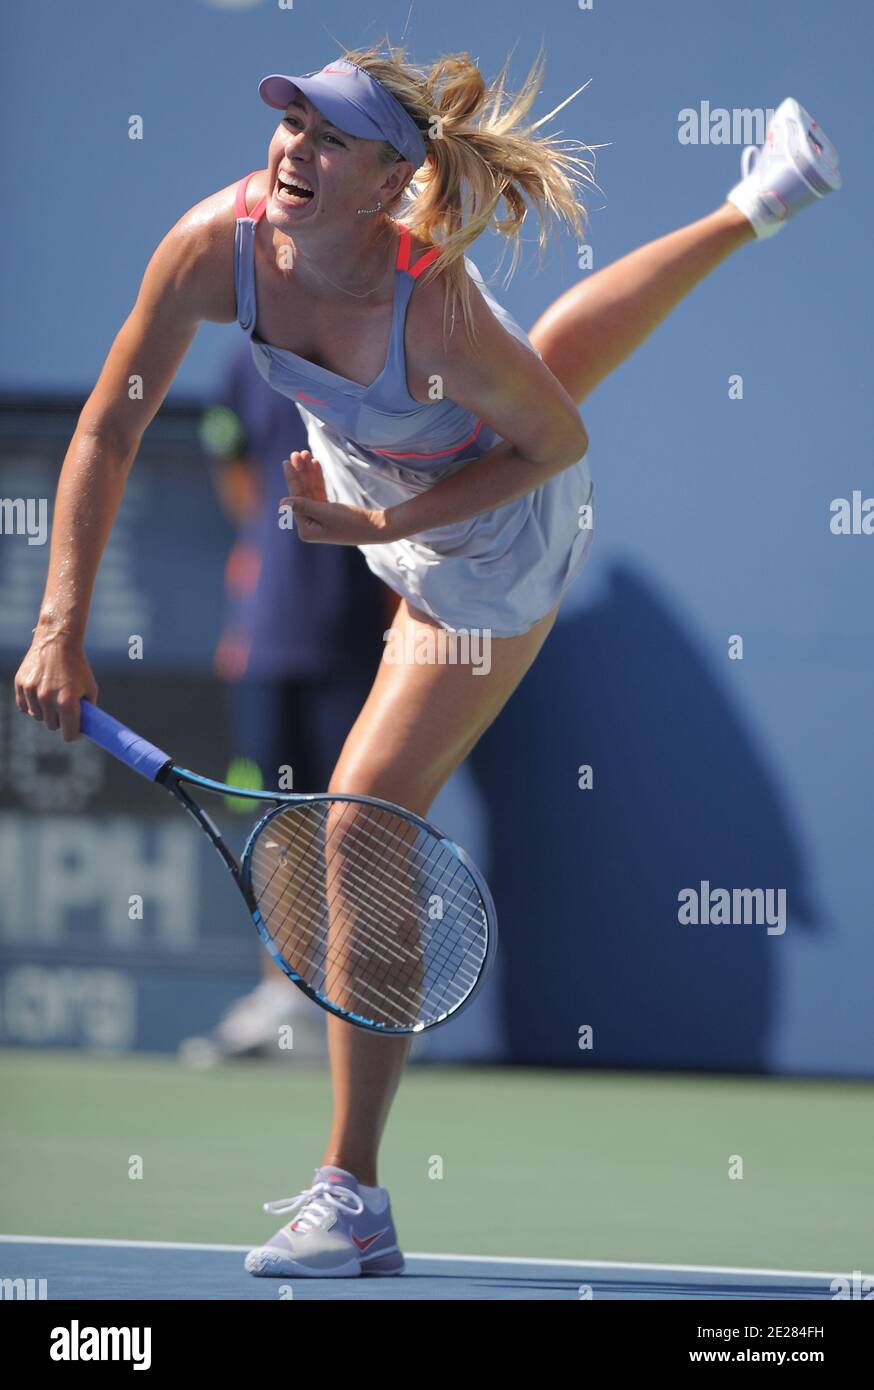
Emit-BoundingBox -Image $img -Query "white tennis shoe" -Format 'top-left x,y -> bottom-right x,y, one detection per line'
244,1165 -> 405,1278
726,97 -> 841,239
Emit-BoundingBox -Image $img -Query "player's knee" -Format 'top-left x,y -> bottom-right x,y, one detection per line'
328,752 -> 449,818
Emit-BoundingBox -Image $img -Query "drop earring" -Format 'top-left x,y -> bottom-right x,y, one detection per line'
356,199 -> 383,216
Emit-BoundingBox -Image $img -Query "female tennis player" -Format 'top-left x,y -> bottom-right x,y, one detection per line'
14,41 -> 840,1278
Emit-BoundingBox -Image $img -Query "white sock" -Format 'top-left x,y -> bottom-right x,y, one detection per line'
726,179 -> 786,240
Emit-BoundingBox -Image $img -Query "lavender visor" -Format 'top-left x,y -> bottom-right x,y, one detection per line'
259,58 -> 427,169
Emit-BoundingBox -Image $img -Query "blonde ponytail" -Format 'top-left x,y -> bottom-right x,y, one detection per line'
341,39 -> 602,340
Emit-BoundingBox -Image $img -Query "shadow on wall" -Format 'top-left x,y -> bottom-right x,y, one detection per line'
469,563 -> 818,1072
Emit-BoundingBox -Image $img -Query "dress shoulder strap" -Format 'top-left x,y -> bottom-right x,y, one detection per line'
394,225 -> 441,278
235,170 -> 268,223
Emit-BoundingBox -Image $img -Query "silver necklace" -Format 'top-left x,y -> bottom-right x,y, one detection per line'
292,223 -> 397,301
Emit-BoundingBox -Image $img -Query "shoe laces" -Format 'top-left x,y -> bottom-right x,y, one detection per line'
262,1181 -> 365,1233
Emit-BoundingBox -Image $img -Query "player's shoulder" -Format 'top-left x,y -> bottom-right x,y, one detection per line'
151,171 -> 266,324
403,235 -> 503,366
171,170 -> 259,256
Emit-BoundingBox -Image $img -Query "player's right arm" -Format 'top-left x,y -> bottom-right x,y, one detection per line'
14,184 -> 241,741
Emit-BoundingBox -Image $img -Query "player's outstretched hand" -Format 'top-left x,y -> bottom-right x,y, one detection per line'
282,449 -> 328,504
280,451 -> 391,546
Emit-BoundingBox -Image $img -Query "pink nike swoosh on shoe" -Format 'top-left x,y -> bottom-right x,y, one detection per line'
351,1228 -> 389,1252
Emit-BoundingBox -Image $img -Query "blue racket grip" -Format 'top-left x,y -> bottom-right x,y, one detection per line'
79,700 -> 172,781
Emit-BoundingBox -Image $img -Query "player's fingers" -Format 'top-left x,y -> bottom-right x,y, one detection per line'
282,461 -> 306,498
14,676 -> 30,717
309,456 -> 328,502
56,690 -> 83,742
297,452 -> 318,496
38,688 -> 60,732
282,453 -> 305,491
21,684 -> 44,721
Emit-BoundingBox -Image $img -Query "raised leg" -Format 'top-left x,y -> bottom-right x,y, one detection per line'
529,202 -> 755,405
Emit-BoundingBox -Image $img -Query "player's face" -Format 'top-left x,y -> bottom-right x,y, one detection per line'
265,94 -> 407,232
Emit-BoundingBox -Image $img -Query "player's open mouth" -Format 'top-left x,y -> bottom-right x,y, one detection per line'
276,173 -> 315,205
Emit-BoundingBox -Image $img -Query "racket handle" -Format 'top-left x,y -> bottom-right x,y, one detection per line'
79,700 -> 172,781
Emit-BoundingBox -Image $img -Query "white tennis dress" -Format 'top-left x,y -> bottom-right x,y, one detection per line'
234,172 -> 595,637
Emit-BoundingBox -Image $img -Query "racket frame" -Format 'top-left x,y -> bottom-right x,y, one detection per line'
155,761 -> 498,1035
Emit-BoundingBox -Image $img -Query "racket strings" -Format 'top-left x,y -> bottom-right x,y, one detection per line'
259,805 -> 484,970
276,811 -> 480,1000
259,811 -> 453,1019
248,798 -> 489,1030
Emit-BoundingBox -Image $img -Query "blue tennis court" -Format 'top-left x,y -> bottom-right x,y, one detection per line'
0,1236 -> 845,1301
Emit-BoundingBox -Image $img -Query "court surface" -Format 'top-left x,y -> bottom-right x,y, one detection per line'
1,1050 -> 870,1300
0,1236 -> 844,1300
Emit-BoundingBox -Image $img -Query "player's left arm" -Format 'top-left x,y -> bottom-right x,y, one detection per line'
286,269 -> 589,545
386,270 -> 590,538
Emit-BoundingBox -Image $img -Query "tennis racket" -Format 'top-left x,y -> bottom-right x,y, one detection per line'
77,700 -> 497,1035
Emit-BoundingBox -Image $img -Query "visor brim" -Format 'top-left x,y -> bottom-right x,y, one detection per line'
258,74 -> 385,144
